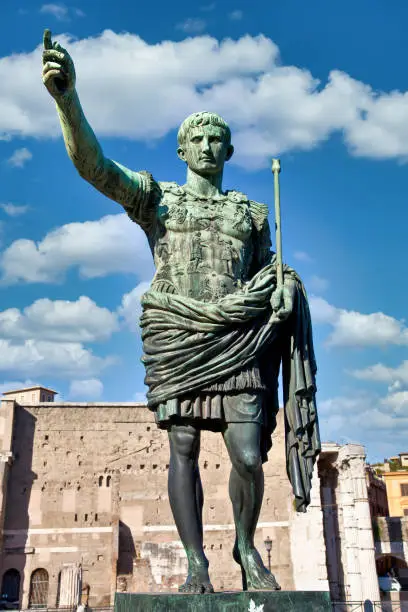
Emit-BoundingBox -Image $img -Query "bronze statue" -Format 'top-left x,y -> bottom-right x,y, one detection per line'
42,29 -> 321,594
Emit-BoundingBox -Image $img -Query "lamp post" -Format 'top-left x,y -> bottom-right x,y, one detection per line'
264,536 -> 272,572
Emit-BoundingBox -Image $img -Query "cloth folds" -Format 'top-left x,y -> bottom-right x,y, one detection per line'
140,262 -> 321,512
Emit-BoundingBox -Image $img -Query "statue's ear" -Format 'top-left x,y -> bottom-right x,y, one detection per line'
177,146 -> 186,162
225,144 -> 234,162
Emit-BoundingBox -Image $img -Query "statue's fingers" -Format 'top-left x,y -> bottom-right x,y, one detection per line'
42,68 -> 62,85
43,49 -> 65,62
43,29 -> 52,50
43,61 -> 64,74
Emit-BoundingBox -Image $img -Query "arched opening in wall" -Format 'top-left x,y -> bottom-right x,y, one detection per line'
98,475 -> 103,487
1,569 -> 21,606
106,475 -> 111,488
28,568 -> 49,608
376,554 -> 408,591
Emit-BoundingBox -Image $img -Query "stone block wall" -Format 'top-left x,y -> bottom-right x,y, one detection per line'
0,399 -> 328,605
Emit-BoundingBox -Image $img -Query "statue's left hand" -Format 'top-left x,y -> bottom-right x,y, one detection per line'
271,276 -> 296,320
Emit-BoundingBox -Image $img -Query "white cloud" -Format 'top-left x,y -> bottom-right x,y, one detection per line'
40,3 -> 69,20
7,148 -> 32,168
0,339 -> 114,378
4,31 -> 408,166
176,18 -> 207,33
318,390 -> 408,460
0,203 -> 29,217
0,296 -> 118,342
69,378 -> 103,399
352,361 -> 408,386
229,10 -> 243,20
309,296 -> 408,347
293,251 -> 314,263
308,296 -> 338,325
0,213 -> 154,285
118,281 -> 151,332
307,275 -> 329,293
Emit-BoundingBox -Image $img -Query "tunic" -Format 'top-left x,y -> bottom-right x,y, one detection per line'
122,172 -> 274,427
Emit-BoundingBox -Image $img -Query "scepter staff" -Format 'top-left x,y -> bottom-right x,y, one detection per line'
272,158 -> 283,288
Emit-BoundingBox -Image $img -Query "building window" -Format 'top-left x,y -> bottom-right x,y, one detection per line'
28,568 -> 49,608
98,476 -> 103,487
106,475 -> 111,488
1,569 -> 20,604
403,509 -> 408,516
401,484 -> 408,497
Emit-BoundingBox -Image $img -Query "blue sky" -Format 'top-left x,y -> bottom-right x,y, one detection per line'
0,0 -> 407,462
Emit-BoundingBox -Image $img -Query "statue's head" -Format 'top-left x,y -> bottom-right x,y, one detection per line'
177,111 -> 234,175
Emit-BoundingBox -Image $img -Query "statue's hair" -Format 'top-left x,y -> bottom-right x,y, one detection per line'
177,111 -> 231,146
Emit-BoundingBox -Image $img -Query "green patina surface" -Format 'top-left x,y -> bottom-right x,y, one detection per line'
42,28 -> 322,593
114,591 -> 332,612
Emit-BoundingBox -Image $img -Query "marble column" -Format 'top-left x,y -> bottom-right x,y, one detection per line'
336,445 -> 380,603
59,563 -> 82,608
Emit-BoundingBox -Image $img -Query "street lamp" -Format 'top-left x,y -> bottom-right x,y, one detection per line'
264,536 -> 272,572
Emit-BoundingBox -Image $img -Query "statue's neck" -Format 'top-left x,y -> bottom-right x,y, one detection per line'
184,167 -> 224,198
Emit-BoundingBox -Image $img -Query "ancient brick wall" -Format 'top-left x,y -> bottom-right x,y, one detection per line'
0,400 -> 317,605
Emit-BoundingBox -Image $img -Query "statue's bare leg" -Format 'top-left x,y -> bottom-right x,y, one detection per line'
168,422 -> 214,594
223,420 -> 281,591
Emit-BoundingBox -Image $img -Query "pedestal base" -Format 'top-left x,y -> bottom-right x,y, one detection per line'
115,590 -> 331,611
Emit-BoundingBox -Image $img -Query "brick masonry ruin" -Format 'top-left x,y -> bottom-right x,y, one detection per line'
0,389 -> 382,607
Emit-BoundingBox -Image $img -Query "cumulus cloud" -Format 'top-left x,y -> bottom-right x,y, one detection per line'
0,339 -> 114,378
0,213 -> 154,285
309,296 -> 408,347
3,31 -> 408,166
176,18 -> 207,34
307,275 -> 329,293
69,378 -> 103,399
0,203 -> 29,217
318,390 -> 408,459
0,296 -> 118,342
7,148 -> 32,168
229,10 -> 243,20
40,3 -> 69,20
352,361 -> 408,386
118,281 -> 151,332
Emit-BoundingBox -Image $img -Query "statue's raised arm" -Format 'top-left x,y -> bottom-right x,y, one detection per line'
42,30 -> 155,229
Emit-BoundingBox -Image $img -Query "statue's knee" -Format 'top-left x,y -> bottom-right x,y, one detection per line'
235,449 -> 262,476
169,428 -> 199,462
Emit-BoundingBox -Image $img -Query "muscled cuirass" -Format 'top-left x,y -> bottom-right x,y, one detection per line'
149,183 -> 260,302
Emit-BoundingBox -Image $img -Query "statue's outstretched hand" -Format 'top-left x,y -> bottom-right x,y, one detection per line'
42,29 -> 76,98
271,275 -> 296,321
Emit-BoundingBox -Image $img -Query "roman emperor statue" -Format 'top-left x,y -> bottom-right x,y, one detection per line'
42,30 -> 321,594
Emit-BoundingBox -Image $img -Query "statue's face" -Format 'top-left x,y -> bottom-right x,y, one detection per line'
178,125 -> 234,175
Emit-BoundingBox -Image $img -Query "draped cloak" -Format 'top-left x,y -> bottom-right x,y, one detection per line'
140,261 -> 321,513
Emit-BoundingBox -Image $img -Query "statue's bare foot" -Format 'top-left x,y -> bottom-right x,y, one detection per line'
178,566 -> 214,594
233,544 -> 281,591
